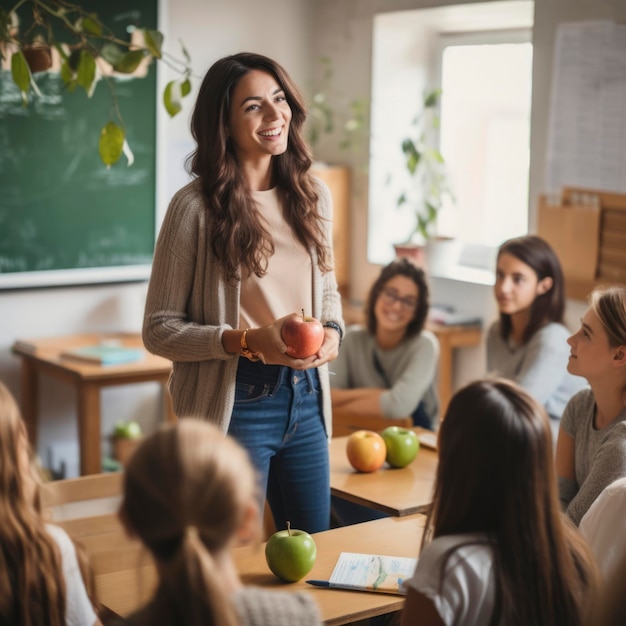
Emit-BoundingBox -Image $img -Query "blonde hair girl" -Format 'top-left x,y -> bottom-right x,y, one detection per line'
557,286 -> 626,526
118,419 -> 321,626
0,381 -> 100,626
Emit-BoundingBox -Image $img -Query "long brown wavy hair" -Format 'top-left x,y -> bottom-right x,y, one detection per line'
0,381 -> 66,626
120,419 -> 260,626
423,378 -> 598,626
188,52 -> 331,282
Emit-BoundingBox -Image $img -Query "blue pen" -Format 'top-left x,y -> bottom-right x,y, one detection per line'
306,580 -> 331,588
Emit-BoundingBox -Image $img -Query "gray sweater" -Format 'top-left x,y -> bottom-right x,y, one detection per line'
559,388 -> 626,526
143,177 -> 344,436
330,325 -> 439,420
486,321 -> 586,419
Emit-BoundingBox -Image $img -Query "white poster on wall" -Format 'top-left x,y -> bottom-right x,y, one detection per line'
546,20 -> 626,195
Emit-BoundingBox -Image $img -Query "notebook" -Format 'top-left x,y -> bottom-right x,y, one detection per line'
324,552 -> 417,594
60,345 -> 144,365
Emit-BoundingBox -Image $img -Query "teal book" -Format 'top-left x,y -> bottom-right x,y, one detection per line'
60,345 -> 144,366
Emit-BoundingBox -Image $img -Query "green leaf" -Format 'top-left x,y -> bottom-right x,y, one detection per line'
163,80 -> 182,117
81,15 -> 103,37
11,51 -> 31,105
406,153 -> 419,176
113,49 -> 145,74
180,78 -> 191,97
397,193 -> 407,207
99,121 -> 125,167
423,88 -> 441,108
54,42 -> 69,63
100,43 -> 124,66
77,50 -> 96,95
68,48 -> 82,71
180,40 -> 191,65
60,60 -> 77,91
144,29 -> 163,59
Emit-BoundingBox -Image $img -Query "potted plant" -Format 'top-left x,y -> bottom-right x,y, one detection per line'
0,0 -> 193,167
394,88 -> 458,273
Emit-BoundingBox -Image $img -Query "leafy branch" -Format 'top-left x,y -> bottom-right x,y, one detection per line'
0,0 -> 193,166
396,88 -> 455,241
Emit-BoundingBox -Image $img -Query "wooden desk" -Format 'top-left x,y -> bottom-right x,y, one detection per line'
94,514 -> 426,625
12,333 -> 175,475
432,322 -> 482,416
329,429 -> 437,517
235,515 -> 426,625
342,301 -> 481,417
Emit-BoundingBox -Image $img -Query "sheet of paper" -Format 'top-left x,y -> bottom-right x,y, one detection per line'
546,21 -> 626,194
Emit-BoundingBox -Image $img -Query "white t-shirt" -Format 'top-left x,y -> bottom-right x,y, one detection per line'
404,533 -> 495,626
46,524 -> 97,626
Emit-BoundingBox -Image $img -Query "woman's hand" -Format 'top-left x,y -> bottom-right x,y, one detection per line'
244,315 -> 340,369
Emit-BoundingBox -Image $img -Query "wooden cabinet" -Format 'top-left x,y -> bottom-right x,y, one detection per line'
312,165 -> 351,293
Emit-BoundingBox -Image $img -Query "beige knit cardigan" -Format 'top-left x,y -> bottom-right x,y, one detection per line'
143,177 -> 344,437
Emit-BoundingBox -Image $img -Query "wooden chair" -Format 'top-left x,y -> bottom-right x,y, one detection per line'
40,472 -> 156,620
332,409 -> 412,438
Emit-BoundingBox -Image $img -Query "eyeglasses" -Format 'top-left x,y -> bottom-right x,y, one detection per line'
379,287 -> 418,311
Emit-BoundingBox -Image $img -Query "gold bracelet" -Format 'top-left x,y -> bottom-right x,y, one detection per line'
240,329 -> 262,362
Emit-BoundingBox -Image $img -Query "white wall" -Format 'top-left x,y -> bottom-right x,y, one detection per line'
0,0 -> 314,476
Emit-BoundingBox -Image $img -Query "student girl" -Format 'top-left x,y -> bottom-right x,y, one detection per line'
330,258 -> 439,430
487,235 -> 586,424
556,286 -> 626,526
143,52 -> 344,534
401,378 -> 598,626
0,380 -> 101,626
118,418 -> 321,626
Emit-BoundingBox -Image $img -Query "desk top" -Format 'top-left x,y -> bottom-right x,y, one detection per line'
96,514 -> 425,625
12,333 -> 172,380
329,429 -> 438,517
234,514 -> 426,625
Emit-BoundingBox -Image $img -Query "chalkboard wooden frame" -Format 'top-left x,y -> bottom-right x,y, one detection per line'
0,0 -> 160,290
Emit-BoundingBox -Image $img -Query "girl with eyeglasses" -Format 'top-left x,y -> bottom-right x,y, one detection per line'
330,258 -> 439,430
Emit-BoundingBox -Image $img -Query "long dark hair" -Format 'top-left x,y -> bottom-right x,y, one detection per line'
188,52 -> 331,282
424,378 -> 597,626
496,235 -> 565,344
365,258 -> 430,339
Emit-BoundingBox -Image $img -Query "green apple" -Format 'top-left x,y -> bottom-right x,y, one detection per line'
381,426 -> 419,468
113,420 -> 142,439
265,521 -> 317,582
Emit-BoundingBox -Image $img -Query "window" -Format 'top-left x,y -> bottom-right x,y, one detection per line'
368,1 -> 534,272
437,32 -> 533,249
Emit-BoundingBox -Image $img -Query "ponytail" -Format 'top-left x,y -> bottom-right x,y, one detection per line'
155,526 -> 239,626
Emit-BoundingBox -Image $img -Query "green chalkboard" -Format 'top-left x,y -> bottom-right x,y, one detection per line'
0,0 -> 157,289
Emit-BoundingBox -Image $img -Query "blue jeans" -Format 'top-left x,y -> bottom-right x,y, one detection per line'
228,358 -> 330,534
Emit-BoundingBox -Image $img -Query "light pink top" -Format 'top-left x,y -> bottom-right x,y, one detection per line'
240,188 -> 313,329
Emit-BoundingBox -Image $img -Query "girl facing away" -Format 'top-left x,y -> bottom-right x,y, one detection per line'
330,258 -> 439,430
0,380 -> 101,626
401,378 -> 598,626
487,235 -> 586,425
118,418 -> 321,626
556,286 -> 626,526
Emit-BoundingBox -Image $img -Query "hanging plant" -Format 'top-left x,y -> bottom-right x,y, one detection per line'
0,0 -> 193,167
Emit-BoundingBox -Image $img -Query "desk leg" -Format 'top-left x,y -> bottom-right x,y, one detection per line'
163,384 -> 177,423
20,359 -> 39,448
77,383 -> 102,475
437,335 -> 453,420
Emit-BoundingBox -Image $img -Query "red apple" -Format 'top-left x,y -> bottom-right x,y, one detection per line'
281,310 -> 324,358
346,430 -> 387,473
